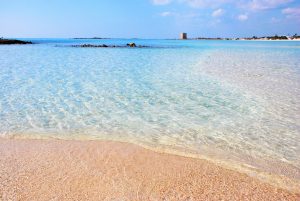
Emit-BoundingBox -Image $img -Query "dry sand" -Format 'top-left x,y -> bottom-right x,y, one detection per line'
0,139 -> 299,201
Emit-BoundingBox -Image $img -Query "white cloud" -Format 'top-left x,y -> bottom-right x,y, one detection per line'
155,0 -> 294,11
212,8 -> 225,17
238,14 -> 248,21
282,7 -> 300,18
247,0 -> 293,10
181,0 -> 230,8
160,11 -> 173,16
151,0 -> 172,5
159,11 -> 201,18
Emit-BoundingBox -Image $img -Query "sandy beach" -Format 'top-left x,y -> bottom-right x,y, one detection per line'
0,139 -> 299,201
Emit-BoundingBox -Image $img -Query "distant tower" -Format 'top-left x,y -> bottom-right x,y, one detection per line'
180,33 -> 187,40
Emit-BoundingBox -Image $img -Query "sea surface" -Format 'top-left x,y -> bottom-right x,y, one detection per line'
0,39 -> 299,182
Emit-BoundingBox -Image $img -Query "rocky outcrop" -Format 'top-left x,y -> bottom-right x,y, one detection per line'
72,44 -> 110,48
71,43 -> 149,48
126,43 -> 136,47
0,38 -> 32,45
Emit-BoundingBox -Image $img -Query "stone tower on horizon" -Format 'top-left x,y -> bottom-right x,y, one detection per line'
180,33 -> 187,40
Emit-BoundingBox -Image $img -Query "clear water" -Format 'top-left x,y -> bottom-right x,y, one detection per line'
0,39 -> 299,180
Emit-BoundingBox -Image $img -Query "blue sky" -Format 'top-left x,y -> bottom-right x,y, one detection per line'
1,0 -> 299,38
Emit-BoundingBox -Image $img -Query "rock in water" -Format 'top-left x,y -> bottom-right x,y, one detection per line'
127,43 -> 136,47
0,38 -> 32,45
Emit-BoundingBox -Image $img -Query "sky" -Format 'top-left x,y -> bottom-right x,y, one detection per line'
0,0 -> 300,38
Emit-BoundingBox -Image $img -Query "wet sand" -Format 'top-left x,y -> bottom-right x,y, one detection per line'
0,139 -> 299,200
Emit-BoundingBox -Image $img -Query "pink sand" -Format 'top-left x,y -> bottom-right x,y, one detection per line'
0,139 -> 299,200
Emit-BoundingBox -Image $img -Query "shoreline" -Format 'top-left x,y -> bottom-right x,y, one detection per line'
1,138 -> 299,200
3,133 -> 300,192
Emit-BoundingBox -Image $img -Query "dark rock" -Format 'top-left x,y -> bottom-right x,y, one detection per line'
127,43 -> 136,47
0,38 -> 32,45
71,43 -> 151,48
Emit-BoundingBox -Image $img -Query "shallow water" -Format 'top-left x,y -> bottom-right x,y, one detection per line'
0,39 -> 299,180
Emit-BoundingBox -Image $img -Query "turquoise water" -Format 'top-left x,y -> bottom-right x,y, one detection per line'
0,39 -> 299,179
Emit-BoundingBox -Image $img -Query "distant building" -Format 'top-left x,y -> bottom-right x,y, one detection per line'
180,33 -> 187,40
